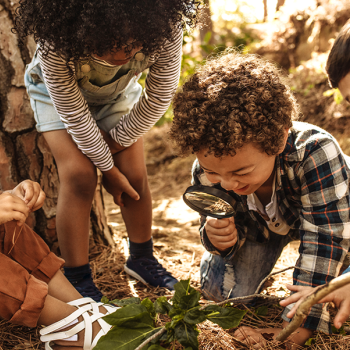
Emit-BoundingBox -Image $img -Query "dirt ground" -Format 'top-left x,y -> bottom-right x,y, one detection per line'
2,57 -> 350,348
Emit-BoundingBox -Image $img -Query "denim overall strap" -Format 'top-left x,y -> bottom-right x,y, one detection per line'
74,53 -> 149,106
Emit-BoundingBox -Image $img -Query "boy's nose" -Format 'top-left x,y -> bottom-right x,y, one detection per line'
221,179 -> 240,191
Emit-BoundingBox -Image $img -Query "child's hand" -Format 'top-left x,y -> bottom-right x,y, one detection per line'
102,166 -> 140,207
0,192 -> 30,226
233,323 -> 312,349
205,216 -> 237,251
11,180 -> 46,212
281,283 -> 350,329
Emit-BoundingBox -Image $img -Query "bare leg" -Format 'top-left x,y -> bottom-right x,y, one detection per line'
42,130 -> 97,267
47,269 -> 82,303
112,138 -> 152,243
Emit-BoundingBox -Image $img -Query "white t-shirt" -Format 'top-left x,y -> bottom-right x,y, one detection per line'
247,175 -> 291,235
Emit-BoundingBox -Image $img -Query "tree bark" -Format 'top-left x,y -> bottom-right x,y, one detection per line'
199,0 -> 215,57
263,0 -> 268,22
0,0 -> 113,252
275,0 -> 285,12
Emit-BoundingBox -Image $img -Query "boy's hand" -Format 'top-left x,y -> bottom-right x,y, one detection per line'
281,283 -> 350,329
102,166 -> 140,207
233,323 -> 312,349
205,216 -> 237,251
0,192 -> 30,226
11,180 -> 46,212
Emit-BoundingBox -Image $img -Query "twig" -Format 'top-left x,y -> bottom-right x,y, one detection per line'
254,266 -> 311,294
135,327 -> 166,350
276,273 -> 350,342
200,294 -> 282,310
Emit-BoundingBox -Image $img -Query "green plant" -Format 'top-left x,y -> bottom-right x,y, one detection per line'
323,88 -> 344,104
95,279 -> 246,350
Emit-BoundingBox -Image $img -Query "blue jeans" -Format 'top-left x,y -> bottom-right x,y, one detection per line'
200,231 -> 295,301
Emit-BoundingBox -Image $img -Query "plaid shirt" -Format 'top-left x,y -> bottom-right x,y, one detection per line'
192,121 -> 350,333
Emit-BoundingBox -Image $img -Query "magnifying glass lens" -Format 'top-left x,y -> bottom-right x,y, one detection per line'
184,191 -> 235,216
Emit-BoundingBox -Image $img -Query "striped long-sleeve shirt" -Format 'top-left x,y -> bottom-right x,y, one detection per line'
38,28 -> 183,171
192,121 -> 350,334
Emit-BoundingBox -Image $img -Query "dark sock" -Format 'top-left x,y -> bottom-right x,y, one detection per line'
64,263 -> 92,282
129,238 -> 154,259
64,263 -> 103,302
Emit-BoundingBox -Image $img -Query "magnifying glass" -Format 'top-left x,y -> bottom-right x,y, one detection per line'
183,185 -> 237,218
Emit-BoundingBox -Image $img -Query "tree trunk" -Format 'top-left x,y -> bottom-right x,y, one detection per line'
0,0 -> 113,253
275,0 -> 285,12
263,0 -> 268,22
199,0 -> 215,57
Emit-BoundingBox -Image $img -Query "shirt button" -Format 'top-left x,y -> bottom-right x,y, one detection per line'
134,52 -> 145,61
275,223 -> 280,228
81,64 -> 91,73
272,217 -> 277,222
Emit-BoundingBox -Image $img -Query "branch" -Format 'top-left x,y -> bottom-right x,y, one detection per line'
199,265 -> 310,310
135,327 -> 166,350
276,273 -> 350,342
254,266 -> 311,294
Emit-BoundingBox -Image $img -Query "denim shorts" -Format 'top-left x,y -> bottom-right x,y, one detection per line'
24,63 -> 142,133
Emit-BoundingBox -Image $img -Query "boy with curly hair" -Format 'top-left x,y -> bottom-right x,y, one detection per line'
169,52 -> 350,347
15,0 -> 201,299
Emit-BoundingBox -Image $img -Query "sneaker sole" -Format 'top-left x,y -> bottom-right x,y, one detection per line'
124,264 -> 148,285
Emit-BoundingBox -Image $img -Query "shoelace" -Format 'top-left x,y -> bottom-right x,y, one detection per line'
141,259 -> 172,278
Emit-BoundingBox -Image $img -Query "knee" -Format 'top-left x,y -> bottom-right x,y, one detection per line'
59,165 -> 97,199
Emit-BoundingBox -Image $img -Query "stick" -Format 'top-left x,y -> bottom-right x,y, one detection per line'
134,328 -> 166,350
276,273 -> 350,342
254,266 -> 311,294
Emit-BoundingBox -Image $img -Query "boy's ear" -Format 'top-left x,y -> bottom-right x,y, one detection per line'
278,128 -> 290,154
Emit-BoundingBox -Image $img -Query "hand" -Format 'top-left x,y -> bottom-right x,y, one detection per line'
102,166 -> 140,207
233,323 -> 312,349
11,180 -> 46,212
0,192 -> 31,226
205,216 -> 237,251
281,283 -> 350,329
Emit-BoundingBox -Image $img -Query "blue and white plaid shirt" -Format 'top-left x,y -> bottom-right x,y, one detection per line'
192,121 -> 350,333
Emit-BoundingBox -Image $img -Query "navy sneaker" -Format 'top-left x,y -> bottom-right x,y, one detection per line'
124,256 -> 178,290
66,275 -> 103,302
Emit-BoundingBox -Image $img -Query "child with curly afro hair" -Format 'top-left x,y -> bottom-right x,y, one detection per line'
14,0 -> 201,302
169,52 -> 350,348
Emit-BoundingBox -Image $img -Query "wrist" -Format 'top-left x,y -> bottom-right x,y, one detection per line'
102,166 -> 120,177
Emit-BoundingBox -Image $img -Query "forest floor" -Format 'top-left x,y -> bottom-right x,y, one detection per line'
2,51 -> 350,349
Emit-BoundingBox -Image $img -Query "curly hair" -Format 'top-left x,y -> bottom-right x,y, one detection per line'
169,52 -> 298,158
14,0 -> 200,60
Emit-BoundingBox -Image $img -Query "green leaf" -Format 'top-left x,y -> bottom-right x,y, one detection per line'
169,306 -> 184,318
141,298 -> 156,318
173,279 -> 192,302
174,322 -> 199,350
304,338 -> 315,346
154,296 -> 173,314
323,89 -> 334,97
183,306 -> 207,325
103,304 -> 153,327
255,306 -> 268,316
94,326 -> 161,350
334,88 -> 344,104
178,292 -> 201,310
101,296 -> 110,304
110,297 -> 141,306
332,325 -> 346,336
173,280 -> 199,310
147,345 -> 166,350
205,305 -> 247,329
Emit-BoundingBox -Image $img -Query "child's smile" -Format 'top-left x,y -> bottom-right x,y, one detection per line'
196,143 -> 277,197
